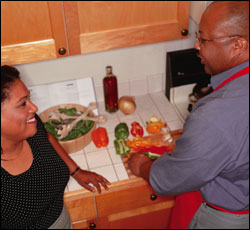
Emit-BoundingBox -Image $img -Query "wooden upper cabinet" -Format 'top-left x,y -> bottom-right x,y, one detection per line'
1,1 -> 67,66
1,1 -> 190,65
64,1 -> 190,54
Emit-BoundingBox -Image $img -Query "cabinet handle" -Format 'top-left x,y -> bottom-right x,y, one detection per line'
89,222 -> 96,229
181,29 -> 189,36
150,193 -> 158,201
58,47 -> 67,55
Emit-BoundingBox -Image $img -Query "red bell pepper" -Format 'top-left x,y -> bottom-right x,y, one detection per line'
91,127 -> 109,148
131,145 -> 170,155
131,121 -> 144,137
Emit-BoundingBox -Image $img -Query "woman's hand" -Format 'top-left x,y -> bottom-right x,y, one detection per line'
73,169 -> 111,193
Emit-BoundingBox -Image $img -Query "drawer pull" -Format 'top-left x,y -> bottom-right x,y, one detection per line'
89,222 -> 96,229
150,193 -> 158,201
58,47 -> 66,55
181,29 -> 189,36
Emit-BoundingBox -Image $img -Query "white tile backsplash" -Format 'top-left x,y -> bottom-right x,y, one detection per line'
129,78 -> 148,96
95,84 -> 104,102
147,73 -> 164,93
118,80 -> 130,97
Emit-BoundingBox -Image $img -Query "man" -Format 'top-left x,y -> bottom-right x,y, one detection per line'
128,1 -> 249,229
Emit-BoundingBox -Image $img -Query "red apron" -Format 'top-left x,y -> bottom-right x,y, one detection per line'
169,66 -> 249,229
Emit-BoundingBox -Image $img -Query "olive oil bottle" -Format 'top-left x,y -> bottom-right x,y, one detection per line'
103,66 -> 118,113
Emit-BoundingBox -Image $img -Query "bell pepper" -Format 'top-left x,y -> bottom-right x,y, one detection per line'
142,152 -> 161,159
131,121 -> 144,137
91,127 -> 109,148
114,139 -> 130,155
126,136 -> 158,149
146,120 -> 167,134
132,145 -> 170,155
115,122 -> 129,140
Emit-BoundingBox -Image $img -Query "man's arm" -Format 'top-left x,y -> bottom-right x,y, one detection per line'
128,152 -> 153,182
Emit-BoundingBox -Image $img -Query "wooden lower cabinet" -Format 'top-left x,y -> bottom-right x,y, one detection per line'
64,193 -> 97,229
95,184 -> 175,229
65,183 -> 175,229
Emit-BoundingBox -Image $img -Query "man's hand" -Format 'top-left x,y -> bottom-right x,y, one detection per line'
73,169 -> 111,193
128,152 -> 152,178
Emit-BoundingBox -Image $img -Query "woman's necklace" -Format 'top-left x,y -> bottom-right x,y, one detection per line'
1,142 -> 24,162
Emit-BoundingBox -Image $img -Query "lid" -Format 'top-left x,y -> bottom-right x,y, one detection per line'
106,66 -> 112,74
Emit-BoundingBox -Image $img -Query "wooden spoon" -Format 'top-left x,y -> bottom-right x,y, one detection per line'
57,102 -> 100,140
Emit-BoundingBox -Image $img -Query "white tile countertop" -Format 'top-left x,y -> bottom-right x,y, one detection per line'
65,92 -> 184,193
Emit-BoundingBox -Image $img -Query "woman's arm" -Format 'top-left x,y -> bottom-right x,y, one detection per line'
47,132 -> 79,175
47,132 -> 110,193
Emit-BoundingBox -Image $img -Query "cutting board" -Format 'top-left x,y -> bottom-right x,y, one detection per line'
133,129 -> 183,154
122,129 -> 183,179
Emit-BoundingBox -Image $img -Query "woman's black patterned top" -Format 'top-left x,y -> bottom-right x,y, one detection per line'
1,114 -> 70,229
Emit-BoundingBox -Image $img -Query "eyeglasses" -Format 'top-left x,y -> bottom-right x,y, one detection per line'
195,32 -> 241,46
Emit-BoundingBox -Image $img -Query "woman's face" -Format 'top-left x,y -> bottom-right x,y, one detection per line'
1,80 -> 38,142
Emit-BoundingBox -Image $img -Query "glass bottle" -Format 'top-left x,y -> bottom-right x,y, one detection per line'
103,66 -> 118,113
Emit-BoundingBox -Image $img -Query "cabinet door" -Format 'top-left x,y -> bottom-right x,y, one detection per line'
63,1 -> 190,55
95,184 -> 175,229
64,194 -> 97,229
1,1 -> 67,65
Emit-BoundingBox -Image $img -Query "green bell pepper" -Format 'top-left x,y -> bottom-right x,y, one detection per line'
114,122 -> 129,140
114,139 -> 130,155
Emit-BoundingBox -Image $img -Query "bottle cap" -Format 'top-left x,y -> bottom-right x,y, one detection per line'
106,66 -> 112,74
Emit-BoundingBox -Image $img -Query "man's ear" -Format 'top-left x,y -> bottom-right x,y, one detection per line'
234,37 -> 248,51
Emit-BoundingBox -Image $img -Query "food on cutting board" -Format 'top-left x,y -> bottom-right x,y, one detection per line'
44,107 -> 95,141
126,135 -> 158,150
118,96 -> 136,115
113,118 -> 175,158
126,134 -> 172,159
126,135 -> 170,154
130,121 -> 144,137
146,116 -> 167,134
91,127 -> 109,148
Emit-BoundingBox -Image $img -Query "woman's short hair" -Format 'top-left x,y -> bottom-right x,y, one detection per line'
1,65 -> 20,103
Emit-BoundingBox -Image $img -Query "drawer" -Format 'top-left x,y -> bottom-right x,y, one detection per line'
95,184 -> 175,217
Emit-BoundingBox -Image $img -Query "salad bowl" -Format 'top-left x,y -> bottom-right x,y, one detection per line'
39,104 -> 96,154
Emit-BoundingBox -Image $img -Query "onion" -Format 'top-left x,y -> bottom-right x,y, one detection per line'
118,96 -> 136,115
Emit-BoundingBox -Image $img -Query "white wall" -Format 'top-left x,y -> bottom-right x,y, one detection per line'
190,1 -> 207,24
15,17 -> 199,90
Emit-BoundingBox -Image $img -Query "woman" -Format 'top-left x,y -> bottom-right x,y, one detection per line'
1,65 -> 111,229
